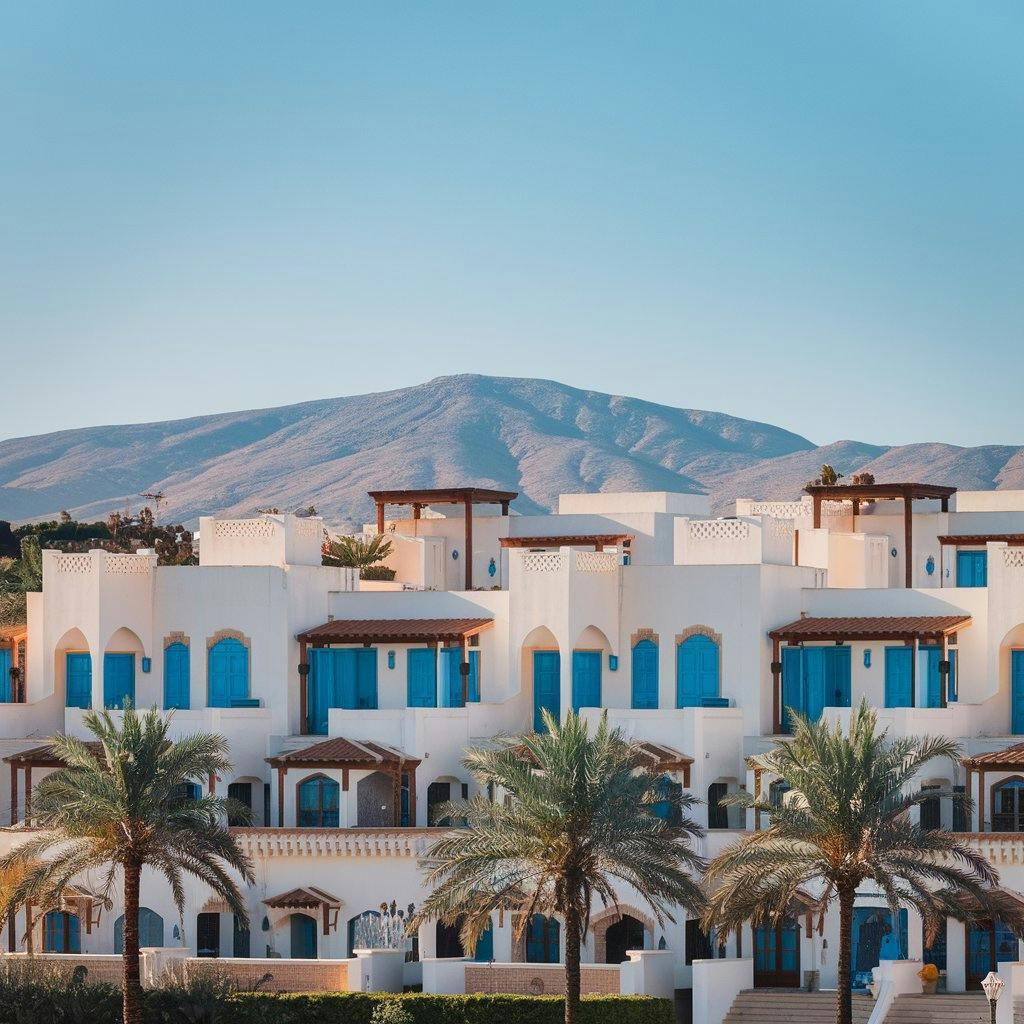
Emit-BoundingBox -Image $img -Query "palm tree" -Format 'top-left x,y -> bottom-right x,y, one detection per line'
0,706 -> 255,1024
0,535 -> 42,627
703,702 -> 1024,1024
412,710 -> 706,1024
322,533 -> 394,570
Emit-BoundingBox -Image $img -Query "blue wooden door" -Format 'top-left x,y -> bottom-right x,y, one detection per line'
208,638 -> 249,707
407,648 -> 437,707
1012,651 -> 1024,734
355,649 -> 377,709
526,914 -> 560,963
0,648 -> 11,702
65,652 -> 92,709
44,911 -> 81,953
290,913 -> 317,959
307,648 -> 335,733
533,651 -> 560,732
851,909 -> 907,990
473,921 -> 494,961
884,647 -> 914,708
920,646 -> 953,709
440,648 -> 465,707
781,646 -> 804,731
467,650 -> 481,702
571,651 -> 601,711
103,653 -> 135,709
163,643 -> 190,710
631,640 -> 659,709
676,635 -> 720,708
957,550 -> 988,587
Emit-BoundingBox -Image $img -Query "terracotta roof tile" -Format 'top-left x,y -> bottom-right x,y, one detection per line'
770,615 -> 970,641
267,737 -> 419,767
297,618 -> 493,645
963,744 -> 1024,769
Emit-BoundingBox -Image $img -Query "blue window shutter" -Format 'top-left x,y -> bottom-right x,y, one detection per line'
885,647 -> 914,708
163,643 -> 190,710
571,651 -> 601,711
337,650 -> 357,709
65,652 -> 92,709
957,550 -> 988,587
631,640 -> 659,709
780,647 -> 804,731
307,649 -> 333,733
356,649 -> 378,709
0,648 -> 11,703
467,650 -> 481,702
103,653 -> 135,709
440,648 -> 464,708
407,649 -> 437,707
473,921 -> 494,961
825,646 -> 851,708
1012,651 -> 1024,734
677,636 -> 719,708
532,651 -> 560,732
208,638 -> 249,708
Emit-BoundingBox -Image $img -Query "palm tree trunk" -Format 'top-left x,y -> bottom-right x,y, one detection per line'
835,884 -> 855,1024
564,906 -> 582,1024
122,858 -> 143,1024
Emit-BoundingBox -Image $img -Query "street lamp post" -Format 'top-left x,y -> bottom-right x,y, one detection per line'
981,970 -> 1004,1024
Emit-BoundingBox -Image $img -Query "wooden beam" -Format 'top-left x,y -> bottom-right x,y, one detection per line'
904,496 -> 914,588
412,503 -> 421,520
464,497 -> 474,590
979,769 -> 986,832
501,500 -> 510,516
376,501 -> 385,535
812,494 -> 822,530
9,765 -> 16,826
24,767 -> 31,823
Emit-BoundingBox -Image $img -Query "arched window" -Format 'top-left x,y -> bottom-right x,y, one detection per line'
428,780 -> 468,826
43,910 -> 80,953
207,637 -> 249,708
170,781 -> 202,807
115,907 -> 165,953
348,910 -> 381,955
707,782 -> 729,830
992,778 -> 1024,832
298,775 -> 340,827
163,642 -> 190,710
631,639 -> 659,710
526,914 -> 560,963
676,634 -> 720,708
290,912 -> 317,959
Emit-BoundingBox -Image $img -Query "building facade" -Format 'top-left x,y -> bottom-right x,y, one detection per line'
4,483 -> 1024,992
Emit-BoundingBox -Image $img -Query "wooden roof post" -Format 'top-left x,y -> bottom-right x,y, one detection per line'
277,766 -> 286,828
979,769 -> 986,833
464,497 -> 474,590
904,495 -> 914,588
24,767 -> 31,823
501,499 -> 510,516
812,494 -> 822,530
376,501 -> 385,535
9,764 -> 17,825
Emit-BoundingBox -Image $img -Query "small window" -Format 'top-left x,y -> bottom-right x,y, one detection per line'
920,785 -> 941,831
227,782 -> 253,827
707,782 -> 729,830
298,775 -> 340,828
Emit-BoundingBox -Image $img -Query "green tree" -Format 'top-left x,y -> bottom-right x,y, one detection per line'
323,533 -> 394,569
0,707 -> 255,1024
412,711 -> 706,1024
0,535 -> 43,626
703,703 -> 1024,1024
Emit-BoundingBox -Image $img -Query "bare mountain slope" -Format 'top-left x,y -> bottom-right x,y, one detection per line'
0,375 -> 1020,526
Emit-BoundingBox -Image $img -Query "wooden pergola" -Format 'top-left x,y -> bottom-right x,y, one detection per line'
963,745 -> 1024,834
804,482 -> 956,588
4,741 -> 102,825
498,533 -> 632,551
367,487 -> 518,590
266,737 -> 421,829
767,614 -> 971,733
263,886 -> 342,936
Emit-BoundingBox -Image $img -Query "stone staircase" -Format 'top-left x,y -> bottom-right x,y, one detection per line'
722,989 -> 873,1024
884,993 -> 990,1023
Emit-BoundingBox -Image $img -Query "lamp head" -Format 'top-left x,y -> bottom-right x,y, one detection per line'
981,971 -> 1004,1004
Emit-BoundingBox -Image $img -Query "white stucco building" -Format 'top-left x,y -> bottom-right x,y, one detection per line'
5,481 -> 1024,996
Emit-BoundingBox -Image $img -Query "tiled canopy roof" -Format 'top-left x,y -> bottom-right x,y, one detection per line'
4,741 -> 102,766
297,617 -> 493,645
263,886 -> 341,910
634,741 -> 694,773
804,482 -> 957,501
963,744 -> 1024,770
939,534 -> 1024,546
769,615 -> 971,642
266,737 -> 420,769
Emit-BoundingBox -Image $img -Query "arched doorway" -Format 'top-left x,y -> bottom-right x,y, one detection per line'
290,912 -> 317,959
525,913 -> 560,963
115,907 -> 165,952
605,915 -> 645,963
436,918 -> 464,958
43,910 -> 80,953
967,919 -> 1018,989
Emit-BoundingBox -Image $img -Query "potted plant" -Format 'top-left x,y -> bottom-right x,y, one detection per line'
918,962 -> 940,995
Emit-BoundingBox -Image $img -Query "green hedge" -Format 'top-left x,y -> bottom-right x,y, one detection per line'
214,992 -> 674,1024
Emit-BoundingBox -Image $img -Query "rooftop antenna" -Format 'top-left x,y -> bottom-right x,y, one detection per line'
140,491 -> 165,525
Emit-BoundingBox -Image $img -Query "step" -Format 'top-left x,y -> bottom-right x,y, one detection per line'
885,993 -> 990,1024
722,989 -> 873,1024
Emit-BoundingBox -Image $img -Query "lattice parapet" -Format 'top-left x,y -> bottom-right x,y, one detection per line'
54,553 -> 94,574
291,517 -> 322,541
748,501 -> 807,518
213,518 -> 276,541
574,550 -> 618,573
1004,548 -> 1024,569
104,554 -> 152,575
689,519 -> 749,542
765,517 -> 794,540
520,551 -> 566,573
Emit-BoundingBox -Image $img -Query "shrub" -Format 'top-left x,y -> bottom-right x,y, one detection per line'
359,565 -> 397,581
0,960 -> 121,1024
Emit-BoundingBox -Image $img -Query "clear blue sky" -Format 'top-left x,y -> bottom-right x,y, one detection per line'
2,3 -> 1021,446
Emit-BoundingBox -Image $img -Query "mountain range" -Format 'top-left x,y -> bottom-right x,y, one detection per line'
2,374 -> 1023,528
